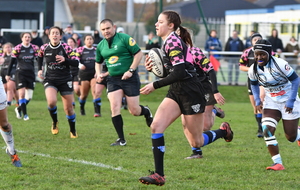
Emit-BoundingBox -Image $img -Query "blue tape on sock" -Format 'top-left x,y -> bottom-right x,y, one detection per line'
66,114 -> 76,120
48,106 -> 57,111
152,133 -> 164,139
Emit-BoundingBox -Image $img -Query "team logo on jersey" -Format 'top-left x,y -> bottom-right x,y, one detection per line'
70,51 -> 76,56
285,64 -> 290,71
30,48 -> 34,53
169,50 -> 181,57
191,104 -> 201,113
202,58 -> 209,65
129,37 -> 136,46
108,56 -> 119,64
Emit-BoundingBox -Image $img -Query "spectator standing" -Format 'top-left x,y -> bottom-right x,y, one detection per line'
116,27 -> 125,33
145,31 -> 160,50
244,30 -> 256,49
268,29 -> 284,53
62,25 -> 74,43
224,30 -> 244,85
93,30 -> 103,47
205,29 -> 222,59
30,30 -> 44,47
42,26 -> 50,44
284,36 -> 299,65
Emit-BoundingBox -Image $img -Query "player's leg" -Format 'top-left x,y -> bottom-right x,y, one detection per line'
108,89 -> 126,145
6,80 -> 15,106
45,86 -> 59,135
17,87 -> 27,120
61,92 -> 77,138
203,105 -> 215,131
123,73 -> 153,127
262,109 -> 283,170
281,99 -> 300,146
90,78 -> 100,117
0,81 -> 21,167
139,98 -> 181,186
79,80 -> 90,116
93,82 -> 105,117
72,80 -> 80,108
248,78 -> 263,137
182,113 -> 204,159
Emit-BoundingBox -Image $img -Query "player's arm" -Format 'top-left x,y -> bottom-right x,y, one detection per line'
129,50 -> 143,71
95,62 -> 102,76
6,57 -> 17,81
286,72 -> 299,110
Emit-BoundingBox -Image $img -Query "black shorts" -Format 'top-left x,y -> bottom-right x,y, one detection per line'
43,78 -> 73,95
96,76 -> 107,87
2,68 -> 16,83
202,80 -> 217,106
79,70 -> 95,82
72,74 -> 79,82
15,70 -> 35,90
0,68 -> 8,84
107,72 -> 140,96
167,77 -> 206,115
71,67 -> 79,82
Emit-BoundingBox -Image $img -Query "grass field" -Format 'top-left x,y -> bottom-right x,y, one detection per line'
1,83 -> 300,190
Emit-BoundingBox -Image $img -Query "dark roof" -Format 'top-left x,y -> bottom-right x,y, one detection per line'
0,0 -> 44,12
258,0 -> 299,8
164,0 -> 300,20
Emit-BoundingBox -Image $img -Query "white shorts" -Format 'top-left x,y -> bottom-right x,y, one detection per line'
263,95 -> 300,120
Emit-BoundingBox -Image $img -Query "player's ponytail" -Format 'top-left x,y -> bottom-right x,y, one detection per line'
178,26 -> 193,47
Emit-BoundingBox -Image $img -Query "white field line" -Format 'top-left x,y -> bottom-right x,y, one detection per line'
2,146 -> 131,173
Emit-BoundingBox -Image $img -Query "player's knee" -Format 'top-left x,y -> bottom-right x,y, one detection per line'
262,117 -> 278,146
203,124 -> 212,132
262,117 -> 277,137
190,139 -> 202,148
130,106 -> 141,116
25,89 -> 33,100
1,123 -> 10,131
286,134 -> 297,142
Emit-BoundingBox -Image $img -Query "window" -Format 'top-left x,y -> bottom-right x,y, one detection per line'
11,19 -> 38,29
253,23 -> 259,32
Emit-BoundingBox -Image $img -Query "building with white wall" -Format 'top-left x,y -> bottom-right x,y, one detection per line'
225,4 -> 300,46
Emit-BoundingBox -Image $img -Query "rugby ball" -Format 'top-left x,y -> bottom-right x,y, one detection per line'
148,48 -> 168,78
